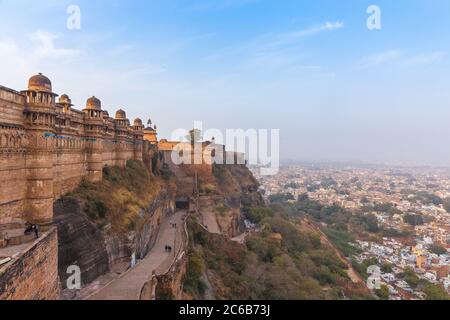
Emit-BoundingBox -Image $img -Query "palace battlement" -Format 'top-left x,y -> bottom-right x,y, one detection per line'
0,74 -> 158,224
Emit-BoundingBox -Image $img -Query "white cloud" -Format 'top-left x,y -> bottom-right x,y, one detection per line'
0,30 -> 83,88
108,44 -> 135,56
355,50 -> 446,70
0,40 -> 35,88
269,21 -> 344,47
405,51 -> 446,66
205,20 -> 342,74
30,30 -> 81,58
355,50 -> 402,69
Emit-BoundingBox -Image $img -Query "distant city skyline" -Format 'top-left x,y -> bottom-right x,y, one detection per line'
279,160 -> 450,170
1,0 -> 450,166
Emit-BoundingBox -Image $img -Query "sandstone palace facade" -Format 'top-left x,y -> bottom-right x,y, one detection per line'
0,74 -> 158,225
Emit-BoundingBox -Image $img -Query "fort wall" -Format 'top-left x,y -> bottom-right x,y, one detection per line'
0,76 -> 158,225
0,227 -> 60,300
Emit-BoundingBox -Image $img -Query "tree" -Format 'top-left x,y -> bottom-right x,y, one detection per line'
284,182 -> 300,189
352,257 -> 379,279
375,285 -> 390,300
361,196 -> 369,204
444,198 -> 450,213
186,129 -> 202,144
413,192 -> 443,206
184,252 -> 206,296
381,262 -> 393,274
247,207 -> 273,224
297,193 -> 309,202
429,244 -> 447,255
401,267 -> 420,288
364,214 -> 380,233
423,283 -> 450,300
403,214 -> 424,226
269,193 -> 294,204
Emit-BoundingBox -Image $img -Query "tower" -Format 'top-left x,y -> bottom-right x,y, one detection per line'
114,109 -> 131,167
83,96 -> 104,182
21,73 -> 58,223
132,118 -> 144,162
143,121 -> 158,145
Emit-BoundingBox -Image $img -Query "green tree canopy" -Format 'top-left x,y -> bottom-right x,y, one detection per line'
444,197 -> 450,213
423,283 -> 450,300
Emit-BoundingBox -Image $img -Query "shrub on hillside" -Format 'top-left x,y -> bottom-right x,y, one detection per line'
246,207 -> 273,224
66,160 -> 160,233
444,198 -> 450,213
183,252 -> 207,296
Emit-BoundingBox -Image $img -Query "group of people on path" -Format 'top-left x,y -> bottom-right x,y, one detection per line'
165,220 -> 178,253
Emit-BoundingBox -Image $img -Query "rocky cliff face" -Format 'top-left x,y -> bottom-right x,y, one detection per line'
52,159 -> 260,298
53,187 -> 175,288
53,198 -> 110,286
209,164 -> 264,236
182,164 -> 374,300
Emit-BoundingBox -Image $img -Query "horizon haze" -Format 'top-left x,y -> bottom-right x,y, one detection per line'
1,0 -> 449,166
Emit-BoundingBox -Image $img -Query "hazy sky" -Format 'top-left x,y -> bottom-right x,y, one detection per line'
1,0 -> 450,166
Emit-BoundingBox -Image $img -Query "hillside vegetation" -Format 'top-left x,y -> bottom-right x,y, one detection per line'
184,215 -> 371,300
184,166 -> 371,300
65,160 -> 174,234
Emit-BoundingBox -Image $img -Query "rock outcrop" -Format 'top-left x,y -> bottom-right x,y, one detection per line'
197,164 -> 264,237
53,191 -> 175,288
53,198 -> 110,286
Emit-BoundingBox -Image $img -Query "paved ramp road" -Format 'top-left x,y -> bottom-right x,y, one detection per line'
87,210 -> 186,300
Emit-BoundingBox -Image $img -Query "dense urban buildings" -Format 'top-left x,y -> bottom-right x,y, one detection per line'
254,164 -> 450,300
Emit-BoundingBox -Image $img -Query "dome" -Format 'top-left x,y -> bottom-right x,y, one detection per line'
133,118 -> 143,126
115,109 -> 127,120
28,73 -> 52,92
58,94 -> 72,105
86,96 -> 101,110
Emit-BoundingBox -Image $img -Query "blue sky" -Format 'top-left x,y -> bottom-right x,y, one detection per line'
1,0 -> 450,166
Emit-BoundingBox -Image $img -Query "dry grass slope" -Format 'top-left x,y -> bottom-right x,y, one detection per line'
66,160 -> 175,234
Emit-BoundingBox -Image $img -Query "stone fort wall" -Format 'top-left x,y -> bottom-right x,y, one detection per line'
0,75 -> 157,225
0,227 -> 60,300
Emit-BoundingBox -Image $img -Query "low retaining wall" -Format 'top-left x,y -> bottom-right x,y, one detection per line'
0,227 -> 60,300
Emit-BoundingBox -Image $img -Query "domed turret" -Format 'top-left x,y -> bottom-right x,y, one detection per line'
58,94 -> 73,106
115,109 -> 127,120
22,73 -> 57,108
86,96 -> 102,110
133,118 -> 143,126
28,73 -> 52,92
